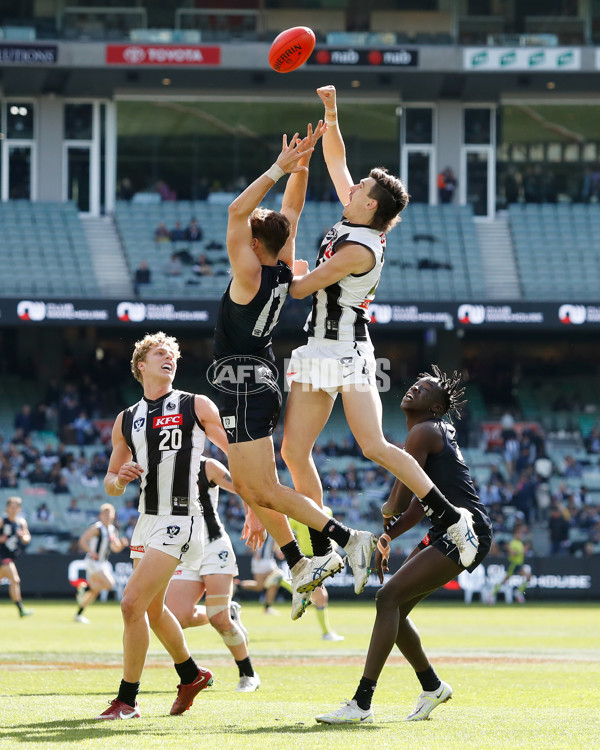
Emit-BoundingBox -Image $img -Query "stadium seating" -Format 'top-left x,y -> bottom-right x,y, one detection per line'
508,204 -> 600,300
0,202 -> 100,298
115,199 -> 485,301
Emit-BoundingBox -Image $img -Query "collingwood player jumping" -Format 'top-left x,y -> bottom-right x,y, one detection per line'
96,332 -> 229,720
210,123 -> 379,621
282,85 -> 481,575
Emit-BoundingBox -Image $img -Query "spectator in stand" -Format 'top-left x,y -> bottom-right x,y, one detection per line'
118,177 -> 134,202
548,502 -> 571,555
134,260 -> 152,296
67,498 -> 86,521
14,404 -> 33,437
562,454 -> 583,478
184,218 -> 203,242
170,221 -> 186,241
437,167 -> 457,204
81,466 -> 100,488
10,427 -> 27,446
512,467 -> 537,525
27,459 -> 49,485
117,498 -> 138,528
192,253 -> 213,277
584,426 -> 600,454
52,474 -> 71,495
324,467 -> 347,491
164,252 -> 183,277
35,502 -> 54,524
154,222 -> 171,243
73,411 -> 97,446
0,466 -> 18,488
344,465 -> 362,492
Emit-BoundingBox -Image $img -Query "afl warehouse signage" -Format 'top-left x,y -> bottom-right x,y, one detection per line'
106,44 -> 221,65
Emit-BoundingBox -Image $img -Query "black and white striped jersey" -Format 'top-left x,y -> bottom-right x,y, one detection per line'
121,390 -> 205,517
305,219 -> 386,341
198,460 -> 224,543
214,261 -> 293,360
86,521 -> 116,564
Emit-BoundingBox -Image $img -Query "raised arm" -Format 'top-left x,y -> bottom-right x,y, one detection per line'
226,133 -> 314,295
279,121 -> 326,269
317,85 -> 354,205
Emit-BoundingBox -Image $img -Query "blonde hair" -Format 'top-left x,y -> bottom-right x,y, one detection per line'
100,503 -> 115,515
6,496 -> 22,508
130,331 -> 181,384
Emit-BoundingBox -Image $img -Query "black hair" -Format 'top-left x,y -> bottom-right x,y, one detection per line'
419,364 -> 467,423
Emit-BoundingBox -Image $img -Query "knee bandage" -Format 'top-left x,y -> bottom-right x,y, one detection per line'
205,594 -> 246,647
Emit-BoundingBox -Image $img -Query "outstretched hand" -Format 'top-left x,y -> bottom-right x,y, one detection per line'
275,132 -> 314,175
293,258 -> 309,276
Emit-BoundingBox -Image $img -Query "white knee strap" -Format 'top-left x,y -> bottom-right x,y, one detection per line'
205,594 -> 230,619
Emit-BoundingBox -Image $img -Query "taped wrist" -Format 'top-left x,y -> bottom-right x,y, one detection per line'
265,163 -> 285,182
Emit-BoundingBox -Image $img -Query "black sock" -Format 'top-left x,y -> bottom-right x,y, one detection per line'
419,487 -> 460,528
117,679 -> 140,708
174,656 -> 199,685
309,527 -> 332,556
321,518 -> 351,548
416,665 -> 441,692
15,601 -> 24,614
235,657 -> 254,678
77,606 -> 84,616
353,676 -> 377,711
280,540 -> 303,570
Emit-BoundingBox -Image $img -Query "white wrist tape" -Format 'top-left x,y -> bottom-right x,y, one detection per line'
325,110 -> 338,124
265,163 -> 285,182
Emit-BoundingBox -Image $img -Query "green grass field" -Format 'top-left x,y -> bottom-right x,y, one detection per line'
1,599 -> 599,749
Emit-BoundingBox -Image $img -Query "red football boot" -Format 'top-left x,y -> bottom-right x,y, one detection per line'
170,668 -> 214,715
96,698 -> 141,720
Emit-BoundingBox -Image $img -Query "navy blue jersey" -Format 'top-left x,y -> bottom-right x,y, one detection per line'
0,516 -> 25,560
424,419 -> 491,529
214,261 -> 293,361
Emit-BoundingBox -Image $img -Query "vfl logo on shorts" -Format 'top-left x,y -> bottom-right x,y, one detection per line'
166,525 -> 181,538
218,550 -> 229,567
133,417 -> 145,431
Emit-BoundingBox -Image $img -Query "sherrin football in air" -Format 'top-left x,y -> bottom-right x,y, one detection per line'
269,26 -> 316,73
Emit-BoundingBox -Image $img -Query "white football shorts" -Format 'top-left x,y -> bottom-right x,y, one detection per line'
129,513 -> 205,569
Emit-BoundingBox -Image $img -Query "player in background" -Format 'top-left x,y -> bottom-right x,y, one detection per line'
74,503 -> 129,624
316,366 -> 492,725
95,332 -> 230,720
210,122 -> 379,620
237,534 -> 292,616
165,456 -> 261,692
283,85 -> 480,581
0,496 -> 33,618
491,523 -> 531,604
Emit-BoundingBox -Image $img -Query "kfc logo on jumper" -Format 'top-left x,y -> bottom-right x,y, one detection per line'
558,304 -> 586,325
117,301 -> 146,322
153,414 -> 182,428
458,304 -> 486,325
17,300 -> 46,321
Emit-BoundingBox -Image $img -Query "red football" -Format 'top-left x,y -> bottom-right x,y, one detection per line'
269,26 -> 316,73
